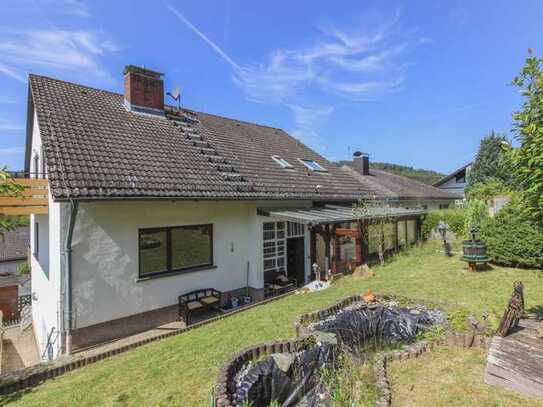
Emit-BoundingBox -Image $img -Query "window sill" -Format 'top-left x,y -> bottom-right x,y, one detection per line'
136,265 -> 217,282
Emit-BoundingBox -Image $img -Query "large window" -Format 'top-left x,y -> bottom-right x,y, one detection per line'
263,221 -> 286,273
139,224 -> 213,278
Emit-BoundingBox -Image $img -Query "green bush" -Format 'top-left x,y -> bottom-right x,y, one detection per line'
464,199 -> 490,233
422,209 -> 466,239
18,262 -> 30,275
479,202 -> 543,268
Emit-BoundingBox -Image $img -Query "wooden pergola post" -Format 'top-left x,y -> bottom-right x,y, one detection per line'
330,225 -> 337,275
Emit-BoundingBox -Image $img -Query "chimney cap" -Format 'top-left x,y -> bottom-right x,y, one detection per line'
123,65 -> 163,78
353,151 -> 369,157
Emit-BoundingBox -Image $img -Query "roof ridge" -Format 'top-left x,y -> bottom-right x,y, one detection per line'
29,74 -> 286,133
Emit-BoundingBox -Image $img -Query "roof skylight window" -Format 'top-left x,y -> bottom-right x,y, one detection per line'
272,155 -> 294,169
299,159 -> 327,172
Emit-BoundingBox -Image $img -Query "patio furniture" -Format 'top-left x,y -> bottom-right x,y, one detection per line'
178,288 -> 222,325
264,271 -> 297,298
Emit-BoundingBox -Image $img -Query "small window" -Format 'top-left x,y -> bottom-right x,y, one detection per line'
298,159 -> 326,172
455,172 -> 465,183
271,155 -> 293,169
34,222 -> 39,257
139,224 -> 213,278
33,155 -> 39,178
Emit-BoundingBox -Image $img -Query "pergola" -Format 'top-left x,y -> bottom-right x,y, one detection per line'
259,205 -> 426,276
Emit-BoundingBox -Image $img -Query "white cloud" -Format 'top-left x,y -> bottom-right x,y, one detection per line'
0,118 -> 24,131
287,104 -> 334,151
0,62 -> 25,83
4,0 -> 90,18
0,147 -> 24,155
0,28 -> 119,82
168,4 -> 409,151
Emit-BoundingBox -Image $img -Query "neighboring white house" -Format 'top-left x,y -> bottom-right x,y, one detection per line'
23,65 -> 454,360
433,163 -> 472,198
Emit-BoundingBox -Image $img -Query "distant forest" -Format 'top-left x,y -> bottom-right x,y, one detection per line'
336,161 -> 444,185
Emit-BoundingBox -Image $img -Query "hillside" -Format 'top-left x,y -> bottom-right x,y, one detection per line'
336,161 -> 444,185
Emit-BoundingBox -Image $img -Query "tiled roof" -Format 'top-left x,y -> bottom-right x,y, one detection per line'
29,75 -> 369,201
343,166 -> 459,200
433,162 -> 472,187
0,226 -> 29,262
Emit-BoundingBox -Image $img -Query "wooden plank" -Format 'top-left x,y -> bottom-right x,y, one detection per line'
9,178 -> 48,187
0,206 -> 48,215
0,197 -> 48,205
485,363 -> 543,397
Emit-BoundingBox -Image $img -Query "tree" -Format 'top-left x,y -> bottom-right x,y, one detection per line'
0,169 -> 24,235
509,53 -> 543,224
354,198 -> 397,265
467,131 -> 512,189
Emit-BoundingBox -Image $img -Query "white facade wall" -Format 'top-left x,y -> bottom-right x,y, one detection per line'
29,112 -> 64,360
436,176 -> 466,197
70,199 -> 311,329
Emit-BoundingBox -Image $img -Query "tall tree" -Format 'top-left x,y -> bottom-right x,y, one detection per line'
509,53 -> 543,224
467,131 -> 512,188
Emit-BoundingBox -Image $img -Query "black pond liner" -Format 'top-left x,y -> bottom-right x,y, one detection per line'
233,304 -> 443,407
308,303 -> 441,353
234,343 -> 336,407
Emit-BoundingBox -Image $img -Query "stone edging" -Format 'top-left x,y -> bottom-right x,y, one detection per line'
0,290 -> 296,396
213,338 -> 312,407
294,294 -> 363,337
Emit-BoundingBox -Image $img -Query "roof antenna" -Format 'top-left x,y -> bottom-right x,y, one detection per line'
167,86 -> 181,111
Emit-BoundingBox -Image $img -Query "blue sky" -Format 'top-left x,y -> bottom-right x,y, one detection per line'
0,0 -> 540,174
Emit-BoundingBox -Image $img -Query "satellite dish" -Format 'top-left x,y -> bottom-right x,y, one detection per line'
169,87 -> 181,100
167,87 -> 182,110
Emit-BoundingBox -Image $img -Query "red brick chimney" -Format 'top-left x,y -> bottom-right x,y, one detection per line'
123,65 -> 164,114
353,151 -> 370,175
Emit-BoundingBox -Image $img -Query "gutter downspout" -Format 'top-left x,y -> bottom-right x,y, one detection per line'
64,201 -> 79,355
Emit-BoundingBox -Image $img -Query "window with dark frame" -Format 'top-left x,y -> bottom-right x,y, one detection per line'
139,224 -> 213,278
34,222 -> 39,257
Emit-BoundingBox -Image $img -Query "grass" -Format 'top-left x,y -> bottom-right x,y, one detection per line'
388,346 -> 541,406
3,242 -> 542,406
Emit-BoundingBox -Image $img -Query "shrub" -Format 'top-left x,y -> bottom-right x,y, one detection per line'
479,201 -> 543,268
18,262 -> 30,275
464,199 -> 490,233
422,209 -> 466,239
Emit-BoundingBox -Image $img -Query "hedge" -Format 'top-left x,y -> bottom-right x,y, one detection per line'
422,209 -> 466,239
479,203 -> 543,268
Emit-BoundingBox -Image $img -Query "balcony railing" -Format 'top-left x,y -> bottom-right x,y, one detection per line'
0,172 -> 48,215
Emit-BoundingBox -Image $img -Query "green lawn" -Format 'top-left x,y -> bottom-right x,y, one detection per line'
389,346 -> 541,406
4,242 -> 542,406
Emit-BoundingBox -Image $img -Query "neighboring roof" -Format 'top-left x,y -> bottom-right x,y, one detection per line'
0,274 -> 29,288
343,166 -> 459,200
259,205 -> 426,225
433,162 -> 472,187
0,226 -> 29,262
28,75 -> 369,202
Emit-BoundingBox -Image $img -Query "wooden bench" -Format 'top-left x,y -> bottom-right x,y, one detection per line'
178,288 -> 222,325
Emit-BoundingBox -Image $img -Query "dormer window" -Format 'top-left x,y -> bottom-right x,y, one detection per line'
272,155 -> 293,169
299,159 -> 326,172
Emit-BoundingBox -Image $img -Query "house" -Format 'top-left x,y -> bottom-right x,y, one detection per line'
343,152 -> 458,210
433,162 -> 472,198
18,65 -> 452,360
0,226 -> 31,320
0,226 -> 29,274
